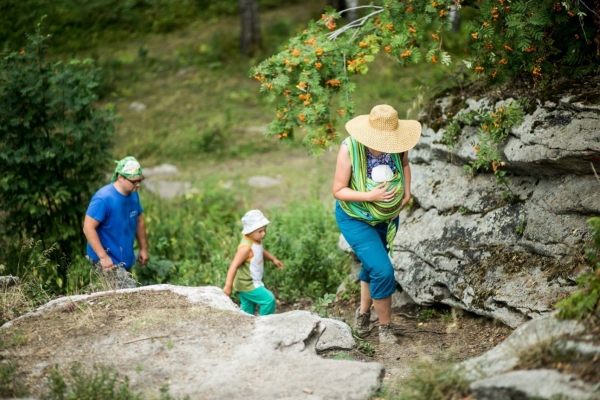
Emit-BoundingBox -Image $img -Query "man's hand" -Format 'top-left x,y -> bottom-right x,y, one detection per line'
138,248 -> 149,266
223,285 -> 232,296
100,257 -> 115,271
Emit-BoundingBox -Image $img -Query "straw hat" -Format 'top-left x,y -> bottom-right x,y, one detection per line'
345,104 -> 421,153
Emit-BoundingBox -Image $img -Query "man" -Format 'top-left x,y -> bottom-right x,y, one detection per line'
83,156 -> 149,289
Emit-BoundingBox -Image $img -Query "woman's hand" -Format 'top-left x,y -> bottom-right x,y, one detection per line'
368,182 -> 397,203
400,193 -> 411,209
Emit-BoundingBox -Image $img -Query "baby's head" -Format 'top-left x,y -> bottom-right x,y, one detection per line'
241,210 -> 270,242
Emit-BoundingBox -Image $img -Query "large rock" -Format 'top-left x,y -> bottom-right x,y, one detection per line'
457,312 -> 599,400
388,93 -> 600,328
0,285 -> 383,399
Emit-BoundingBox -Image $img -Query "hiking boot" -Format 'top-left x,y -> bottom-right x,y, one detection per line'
354,307 -> 371,338
378,324 -> 397,344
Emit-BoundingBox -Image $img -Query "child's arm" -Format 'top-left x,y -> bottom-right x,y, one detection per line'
223,246 -> 251,296
263,249 -> 283,270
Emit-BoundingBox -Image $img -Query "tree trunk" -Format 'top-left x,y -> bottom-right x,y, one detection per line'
239,0 -> 261,57
327,0 -> 358,23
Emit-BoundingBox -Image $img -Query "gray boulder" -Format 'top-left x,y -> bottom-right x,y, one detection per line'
1,285 -> 383,400
388,93 -> 600,328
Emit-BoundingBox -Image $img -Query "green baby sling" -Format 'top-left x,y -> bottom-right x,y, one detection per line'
339,137 -> 404,257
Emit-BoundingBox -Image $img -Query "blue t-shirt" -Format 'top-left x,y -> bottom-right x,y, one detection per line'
85,184 -> 143,270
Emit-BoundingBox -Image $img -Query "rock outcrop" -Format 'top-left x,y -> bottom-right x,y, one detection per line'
1,285 -> 383,399
390,91 -> 600,328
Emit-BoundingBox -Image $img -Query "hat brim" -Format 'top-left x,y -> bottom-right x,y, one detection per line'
345,116 -> 422,153
242,217 -> 270,235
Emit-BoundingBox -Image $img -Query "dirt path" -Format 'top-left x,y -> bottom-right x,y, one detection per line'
279,298 -> 514,386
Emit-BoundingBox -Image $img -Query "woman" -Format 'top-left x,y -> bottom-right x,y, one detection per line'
332,104 -> 421,344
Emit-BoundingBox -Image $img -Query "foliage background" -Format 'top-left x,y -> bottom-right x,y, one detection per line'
0,0 -> 598,316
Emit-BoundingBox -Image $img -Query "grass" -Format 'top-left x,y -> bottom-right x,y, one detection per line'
379,357 -> 471,400
0,5 -> 480,398
62,0 -> 463,212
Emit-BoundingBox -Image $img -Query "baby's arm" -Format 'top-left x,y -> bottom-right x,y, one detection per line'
223,246 -> 251,296
263,249 -> 283,270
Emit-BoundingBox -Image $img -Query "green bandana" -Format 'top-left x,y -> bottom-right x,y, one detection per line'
110,156 -> 143,182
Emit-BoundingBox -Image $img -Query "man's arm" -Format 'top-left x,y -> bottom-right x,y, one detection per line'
83,215 -> 114,270
136,214 -> 149,266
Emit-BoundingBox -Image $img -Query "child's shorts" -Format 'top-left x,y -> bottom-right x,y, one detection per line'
238,286 -> 276,316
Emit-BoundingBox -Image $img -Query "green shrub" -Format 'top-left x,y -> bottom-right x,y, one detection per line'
253,0 -> 600,154
383,360 -> 471,400
0,0 -> 305,53
47,363 -> 188,400
0,361 -> 28,398
556,217 -> 600,320
0,24 -> 116,292
263,199 -> 352,302
132,189 -> 350,302
132,187 -> 242,286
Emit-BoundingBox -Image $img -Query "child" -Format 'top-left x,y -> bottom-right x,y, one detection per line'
223,210 -> 283,316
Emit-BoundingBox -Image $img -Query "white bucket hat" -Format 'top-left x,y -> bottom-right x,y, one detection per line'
345,104 -> 421,153
241,210 -> 270,235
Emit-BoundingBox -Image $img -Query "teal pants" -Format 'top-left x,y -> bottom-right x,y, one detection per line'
239,286 -> 276,316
